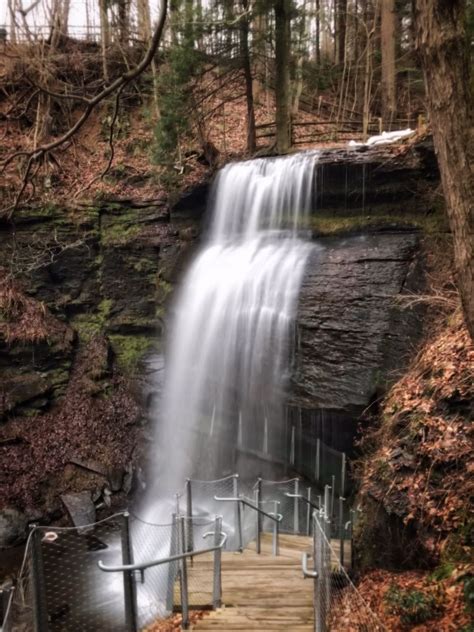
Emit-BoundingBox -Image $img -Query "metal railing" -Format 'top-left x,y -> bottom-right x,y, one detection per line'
99,514 -> 227,630
1,512 -> 226,632
285,489 -> 321,536
301,505 -> 384,632
213,494 -> 282,556
2,475 -> 358,632
289,426 -> 348,498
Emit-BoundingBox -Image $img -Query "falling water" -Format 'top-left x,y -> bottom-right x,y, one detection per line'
149,151 -> 319,500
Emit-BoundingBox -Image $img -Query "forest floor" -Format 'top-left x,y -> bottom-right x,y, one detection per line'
1,44 -> 365,215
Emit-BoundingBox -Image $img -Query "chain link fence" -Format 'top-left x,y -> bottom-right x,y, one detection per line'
304,508 -> 384,632
3,475 -> 362,632
3,513 -> 128,632
2,511 -> 225,632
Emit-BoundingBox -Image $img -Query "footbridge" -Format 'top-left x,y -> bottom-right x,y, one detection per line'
2,476 -> 383,632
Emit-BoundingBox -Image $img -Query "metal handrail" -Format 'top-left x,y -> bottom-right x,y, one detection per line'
285,492 -> 320,511
214,495 -> 282,556
97,531 -> 228,574
214,496 -> 283,523
301,552 -> 318,579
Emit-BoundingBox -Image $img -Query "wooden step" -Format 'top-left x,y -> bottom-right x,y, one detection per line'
191,534 -> 315,631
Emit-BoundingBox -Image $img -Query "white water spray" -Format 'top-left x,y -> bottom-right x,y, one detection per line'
149,151 -> 319,501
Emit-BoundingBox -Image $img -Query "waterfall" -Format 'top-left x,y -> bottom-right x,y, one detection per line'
150,151 -> 319,497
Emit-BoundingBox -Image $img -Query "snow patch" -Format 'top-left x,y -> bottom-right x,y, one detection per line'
348,128 -> 415,148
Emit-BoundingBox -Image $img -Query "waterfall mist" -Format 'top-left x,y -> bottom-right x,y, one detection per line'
147,151 -> 319,505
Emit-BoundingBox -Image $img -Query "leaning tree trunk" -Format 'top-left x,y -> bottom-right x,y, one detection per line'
274,0 -> 291,153
415,0 -> 474,340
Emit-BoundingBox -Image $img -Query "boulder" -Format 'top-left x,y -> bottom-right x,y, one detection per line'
0,508 -> 28,549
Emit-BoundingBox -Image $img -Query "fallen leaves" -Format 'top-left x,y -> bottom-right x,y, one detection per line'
358,308 -> 473,552
141,610 -> 209,631
342,568 -> 473,632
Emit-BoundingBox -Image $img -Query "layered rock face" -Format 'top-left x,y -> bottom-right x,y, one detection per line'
0,199 -> 202,420
290,233 -> 425,452
0,197 -> 201,529
0,142 -> 439,526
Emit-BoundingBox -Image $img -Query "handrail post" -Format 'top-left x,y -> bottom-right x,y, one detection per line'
339,497 -> 345,567
0,584 -> 13,627
341,452 -> 346,498
185,479 -> 194,552
314,512 -> 326,632
330,476 -> 335,521
306,487 -> 312,536
121,512 -> 138,632
166,514 -> 178,612
293,479 -> 300,534
212,516 -> 222,608
179,516 -> 189,629
233,475 -> 243,552
255,478 -> 262,554
272,500 -> 279,556
315,438 -> 321,483
323,485 -> 330,523
349,508 -> 355,569
30,526 -> 49,632
290,425 -> 296,466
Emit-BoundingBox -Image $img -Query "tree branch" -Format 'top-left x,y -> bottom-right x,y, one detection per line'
2,0 -> 168,217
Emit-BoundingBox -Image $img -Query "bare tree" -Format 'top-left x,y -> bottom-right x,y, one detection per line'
415,0 -> 474,340
381,0 -> 396,128
240,0 -> 256,152
1,0 -> 169,217
99,0 -> 110,81
274,0 -> 292,153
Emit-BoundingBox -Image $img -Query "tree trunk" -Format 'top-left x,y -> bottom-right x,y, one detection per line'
99,0 -> 110,81
315,0 -> 321,65
8,0 -> 16,43
292,0 -> 307,115
252,3 -> 266,103
274,0 -> 291,153
117,0 -> 130,45
184,0 -> 194,48
381,0 -> 397,128
415,0 -> 474,340
336,0 -> 347,64
240,0 -> 257,153
137,0 -> 152,41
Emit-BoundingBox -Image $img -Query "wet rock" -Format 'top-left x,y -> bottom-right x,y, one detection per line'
0,508 -> 28,549
68,458 -> 108,478
122,463 -> 134,495
171,182 -> 209,220
293,232 -> 425,412
61,492 -> 96,528
107,467 -> 124,492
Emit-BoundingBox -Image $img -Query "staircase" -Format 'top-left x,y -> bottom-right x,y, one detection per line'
189,533 -> 314,631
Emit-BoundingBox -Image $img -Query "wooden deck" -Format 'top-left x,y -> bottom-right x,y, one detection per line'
190,533 -> 315,631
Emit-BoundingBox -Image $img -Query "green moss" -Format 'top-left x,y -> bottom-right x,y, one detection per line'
132,258 -> 156,274
385,585 -> 438,625
109,334 -> 153,372
98,299 -> 113,319
429,562 -> 456,582
102,224 -> 141,246
71,314 -> 104,341
156,277 -> 173,296
441,517 -> 474,565
71,301 -> 112,342
305,210 -> 449,236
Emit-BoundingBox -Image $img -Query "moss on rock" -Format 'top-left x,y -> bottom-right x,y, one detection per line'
109,334 -> 154,372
